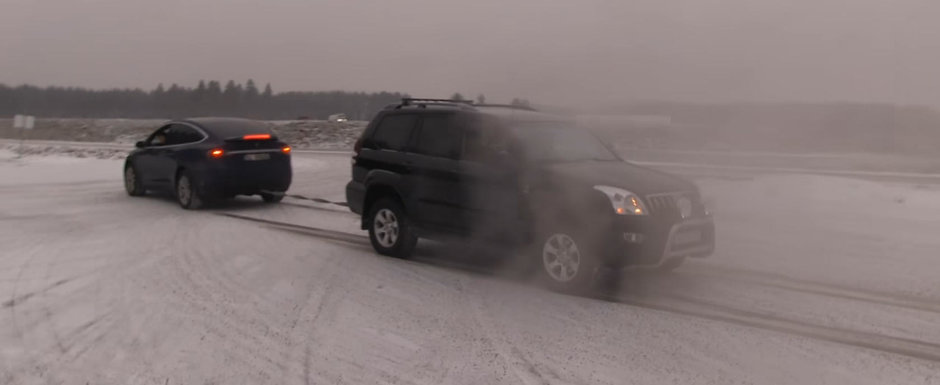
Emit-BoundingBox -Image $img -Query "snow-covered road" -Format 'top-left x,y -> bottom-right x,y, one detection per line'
1,149 -> 939,384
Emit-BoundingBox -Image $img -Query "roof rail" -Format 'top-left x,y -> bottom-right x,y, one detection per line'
401,98 -> 475,106
473,103 -> 538,112
391,98 -> 477,110
386,98 -> 538,112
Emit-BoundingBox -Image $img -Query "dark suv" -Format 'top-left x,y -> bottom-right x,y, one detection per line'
346,99 -> 714,291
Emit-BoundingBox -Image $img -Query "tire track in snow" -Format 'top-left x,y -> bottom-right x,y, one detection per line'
604,291 -> 940,364
2,208 -> 180,382
216,212 -> 366,245
2,278 -> 71,308
219,212 -> 940,364
159,220 -> 298,383
5,245 -> 40,366
286,268 -> 343,385
686,266 -> 940,315
459,279 -> 566,385
1,224 -> 65,379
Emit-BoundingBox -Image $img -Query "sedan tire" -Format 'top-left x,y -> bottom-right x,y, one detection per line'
176,170 -> 207,210
124,163 -> 145,197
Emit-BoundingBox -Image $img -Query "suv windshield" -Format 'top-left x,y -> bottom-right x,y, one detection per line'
511,123 -> 619,163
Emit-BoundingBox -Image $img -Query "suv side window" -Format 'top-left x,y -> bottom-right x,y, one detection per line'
413,114 -> 461,159
463,118 -> 514,162
372,114 -> 418,151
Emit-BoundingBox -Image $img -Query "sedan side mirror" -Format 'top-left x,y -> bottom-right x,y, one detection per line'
135,141 -> 146,148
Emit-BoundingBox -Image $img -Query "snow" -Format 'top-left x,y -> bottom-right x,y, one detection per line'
0,118 -> 367,150
0,150 -> 939,384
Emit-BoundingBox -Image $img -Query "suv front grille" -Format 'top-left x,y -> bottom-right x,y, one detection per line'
645,192 -> 697,219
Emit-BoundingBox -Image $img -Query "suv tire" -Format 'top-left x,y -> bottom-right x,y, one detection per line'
368,197 -> 417,258
535,229 -> 599,294
260,192 -> 284,203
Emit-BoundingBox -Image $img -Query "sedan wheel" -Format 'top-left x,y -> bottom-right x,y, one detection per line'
175,172 -> 204,209
124,165 -> 145,196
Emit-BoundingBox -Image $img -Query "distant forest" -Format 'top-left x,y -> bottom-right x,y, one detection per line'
0,80 -> 411,120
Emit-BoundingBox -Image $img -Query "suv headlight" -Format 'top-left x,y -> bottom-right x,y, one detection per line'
593,185 -> 648,215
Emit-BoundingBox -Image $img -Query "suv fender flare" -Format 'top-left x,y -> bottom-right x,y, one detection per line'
362,170 -> 407,229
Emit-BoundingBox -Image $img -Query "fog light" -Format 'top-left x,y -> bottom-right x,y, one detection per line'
623,232 -> 645,243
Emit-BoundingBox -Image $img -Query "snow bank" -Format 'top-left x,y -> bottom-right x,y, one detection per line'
0,118 -> 366,150
1,143 -> 130,160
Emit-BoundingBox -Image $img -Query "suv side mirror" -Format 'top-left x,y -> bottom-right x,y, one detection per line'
135,141 -> 146,148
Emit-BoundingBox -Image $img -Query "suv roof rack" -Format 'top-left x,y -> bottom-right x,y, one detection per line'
402,98 -> 474,106
473,103 -> 538,112
390,98 -> 476,110
385,98 -> 539,112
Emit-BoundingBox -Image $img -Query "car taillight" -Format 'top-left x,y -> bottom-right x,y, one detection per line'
282,146 -> 291,154
243,134 -> 271,140
209,148 -> 224,158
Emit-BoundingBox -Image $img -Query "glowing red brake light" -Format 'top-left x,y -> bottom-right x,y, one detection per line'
243,134 -> 271,140
209,148 -> 224,158
282,146 -> 291,154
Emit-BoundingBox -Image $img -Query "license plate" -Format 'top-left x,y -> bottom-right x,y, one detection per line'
674,230 -> 703,245
244,153 -> 270,161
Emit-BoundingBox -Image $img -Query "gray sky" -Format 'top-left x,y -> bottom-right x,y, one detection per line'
2,0 -> 939,108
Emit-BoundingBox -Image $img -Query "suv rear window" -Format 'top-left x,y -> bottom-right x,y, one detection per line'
413,114 -> 461,159
372,114 -> 418,151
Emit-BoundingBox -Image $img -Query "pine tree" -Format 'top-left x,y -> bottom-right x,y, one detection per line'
245,79 -> 259,99
192,80 -> 208,115
223,80 -> 238,98
206,81 -> 223,115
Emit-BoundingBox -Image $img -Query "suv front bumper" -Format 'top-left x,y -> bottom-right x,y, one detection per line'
598,215 -> 715,269
660,217 -> 715,260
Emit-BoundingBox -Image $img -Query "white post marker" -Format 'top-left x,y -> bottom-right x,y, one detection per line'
13,114 -> 35,158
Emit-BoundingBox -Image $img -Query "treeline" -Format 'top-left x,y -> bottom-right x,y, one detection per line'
0,80 -> 410,120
